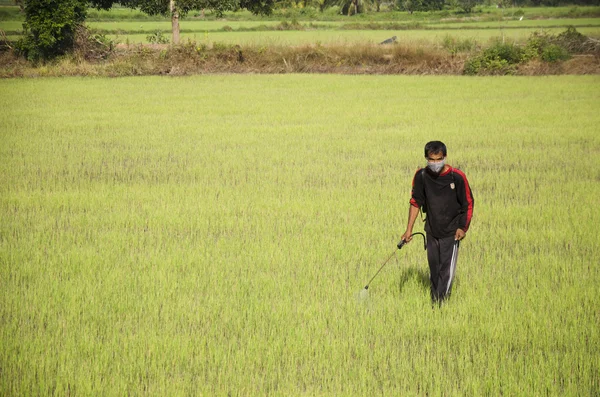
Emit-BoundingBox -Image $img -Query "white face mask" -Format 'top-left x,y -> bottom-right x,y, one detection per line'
427,159 -> 445,173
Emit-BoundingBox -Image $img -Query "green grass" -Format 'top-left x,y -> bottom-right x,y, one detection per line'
84,5 -> 600,21
107,26 -> 600,45
1,75 -> 599,395
431,17 -> 600,28
3,18 -> 599,35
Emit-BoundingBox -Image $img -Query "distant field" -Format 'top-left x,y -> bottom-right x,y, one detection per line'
105,26 -> 600,46
2,18 -> 599,35
6,26 -> 594,46
3,17 -> 599,47
431,17 -> 600,28
82,5 -> 600,21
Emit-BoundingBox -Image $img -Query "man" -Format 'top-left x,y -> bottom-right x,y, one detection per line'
401,141 -> 474,304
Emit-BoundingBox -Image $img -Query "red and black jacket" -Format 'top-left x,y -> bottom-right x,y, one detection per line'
410,166 -> 474,239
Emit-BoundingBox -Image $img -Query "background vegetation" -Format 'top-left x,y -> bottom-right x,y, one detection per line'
1,1 -> 599,75
1,0 -> 599,61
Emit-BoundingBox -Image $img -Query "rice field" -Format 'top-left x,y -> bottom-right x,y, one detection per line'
1,75 -> 599,395
106,26 -> 600,46
2,11 -> 599,44
10,17 -> 594,34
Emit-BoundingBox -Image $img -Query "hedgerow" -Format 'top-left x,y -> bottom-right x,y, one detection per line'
464,27 -> 597,75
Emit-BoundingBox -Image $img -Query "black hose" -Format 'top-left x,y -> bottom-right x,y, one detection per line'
364,232 -> 427,290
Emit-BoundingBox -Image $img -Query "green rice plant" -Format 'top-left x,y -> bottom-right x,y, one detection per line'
0,75 -> 599,395
108,27 -> 600,46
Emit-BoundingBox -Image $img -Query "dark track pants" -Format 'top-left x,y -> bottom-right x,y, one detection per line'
426,234 -> 460,302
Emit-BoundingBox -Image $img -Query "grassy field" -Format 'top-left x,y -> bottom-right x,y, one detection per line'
4,18 -> 599,34
3,27 -> 599,46
2,5 -> 599,45
1,4 -> 597,21
1,75 -> 599,395
99,26 -> 599,46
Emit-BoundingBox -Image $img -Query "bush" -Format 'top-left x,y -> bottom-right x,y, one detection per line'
442,35 -> 477,54
463,27 -> 590,75
555,26 -> 588,53
464,41 -> 523,75
146,30 -> 169,44
16,0 -> 88,62
74,26 -> 114,60
523,28 -> 581,61
541,44 -> 570,62
522,30 -> 554,61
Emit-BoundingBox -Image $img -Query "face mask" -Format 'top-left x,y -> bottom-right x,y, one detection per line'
427,159 -> 445,173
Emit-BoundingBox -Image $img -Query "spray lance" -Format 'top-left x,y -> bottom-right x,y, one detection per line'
363,232 -> 426,291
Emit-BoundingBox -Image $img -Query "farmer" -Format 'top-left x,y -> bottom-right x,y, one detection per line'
401,141 -> 474,304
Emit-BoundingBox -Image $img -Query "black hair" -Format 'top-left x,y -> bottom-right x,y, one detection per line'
424,141 -> 447,158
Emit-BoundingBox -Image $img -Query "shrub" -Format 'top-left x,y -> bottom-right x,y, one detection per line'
74,26 -> 114,61
464,41 -> 523,75
522,30 -> 554,61
541,44 -> 570,62
523,28 -> 583,61
464,27 -> 589,75
16,0 -> 88,62
442,35 -> 477,54
146,30 -> 169,44
555,26 -> 588,53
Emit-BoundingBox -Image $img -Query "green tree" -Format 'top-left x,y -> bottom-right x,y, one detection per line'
457,0 -> 481,13
397,0 -> 423,13
16,0 -> 88,61
106,0 -> 274,44
17,0 -> 274,60
326,0 -> 379,15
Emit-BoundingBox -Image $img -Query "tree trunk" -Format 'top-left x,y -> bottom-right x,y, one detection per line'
170,0 -> 180,45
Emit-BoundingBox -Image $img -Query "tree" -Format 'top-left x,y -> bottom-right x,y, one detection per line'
96,0 -> 275,44
398,0 -> 423,13
16,0 -> 88,60
326,0 -> 379,15
457,0 -> 481,13
17,0 -> 275,60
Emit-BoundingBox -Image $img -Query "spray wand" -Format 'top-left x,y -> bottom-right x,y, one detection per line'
363,232 -> 426,291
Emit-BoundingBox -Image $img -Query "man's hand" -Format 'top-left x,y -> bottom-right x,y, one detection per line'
401,230 -> 413,243
455,228 -> 466,241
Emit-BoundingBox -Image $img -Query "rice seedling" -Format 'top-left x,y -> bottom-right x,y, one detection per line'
0,75 -> 598,395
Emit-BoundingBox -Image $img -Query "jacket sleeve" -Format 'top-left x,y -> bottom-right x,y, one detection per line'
453,169 -> 474,232
410,168 -> 425,209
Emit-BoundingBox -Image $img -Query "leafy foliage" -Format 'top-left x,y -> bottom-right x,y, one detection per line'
442,35 -> 477,54
464,27 -> 592,75
16,0 -> 88,61
89,0 -> 274,17
146,30 -> 170,44
16,0 -> 275,61
540,43 -> 570,62
73,25 -> 114,60
456,0 -> 482,13
464,40 -> 523,75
